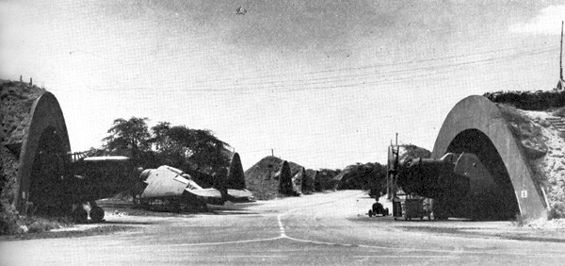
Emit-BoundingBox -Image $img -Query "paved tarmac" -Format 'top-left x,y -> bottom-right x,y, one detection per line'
1,190 -> 565,265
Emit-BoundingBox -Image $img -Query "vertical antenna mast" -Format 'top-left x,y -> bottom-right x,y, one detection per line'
559,20 -> 563,80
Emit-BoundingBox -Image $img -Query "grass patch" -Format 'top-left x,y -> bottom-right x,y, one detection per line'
512,213 -> 528,227
1,225 -> 135,241
0,213 -> 72,236
497,104 -> 529,125
25,216 -> 69,233
554,107 -> 565,117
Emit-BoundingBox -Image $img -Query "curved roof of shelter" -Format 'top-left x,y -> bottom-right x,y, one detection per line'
432,95 -> 548,220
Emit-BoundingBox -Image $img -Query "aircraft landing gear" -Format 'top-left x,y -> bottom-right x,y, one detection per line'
90,202 -> 105,222
199,202 -> 209,212
72,204 -> 88,223
71,201 -> 105,223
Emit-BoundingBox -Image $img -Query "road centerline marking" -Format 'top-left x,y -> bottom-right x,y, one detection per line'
277,213 -> 287,237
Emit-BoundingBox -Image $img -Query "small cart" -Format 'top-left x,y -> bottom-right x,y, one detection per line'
393,195 -> 432,221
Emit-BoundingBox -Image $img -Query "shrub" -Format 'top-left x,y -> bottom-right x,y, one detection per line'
484,90 -> 565,111
0,203 -> 23,235
549,202 -> 565,219
26,217 -> 63,233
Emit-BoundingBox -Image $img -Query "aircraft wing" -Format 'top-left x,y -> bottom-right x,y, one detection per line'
138,161 -> 254,206
226,189 -> 255,202
185,188 -> 223,198
184,187 -> 226,205
70,156 -> 136,202
140,166 -> 202,198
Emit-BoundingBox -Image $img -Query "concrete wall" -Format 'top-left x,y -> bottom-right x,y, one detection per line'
15,92 -> 70,212
432,95 -> 548,220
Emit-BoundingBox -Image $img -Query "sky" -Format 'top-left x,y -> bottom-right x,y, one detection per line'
1,0 -> 564,170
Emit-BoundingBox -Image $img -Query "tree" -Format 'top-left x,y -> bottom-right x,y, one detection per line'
150,121 -> 171,151
101,117 -> 232,179
102,117 -> 151,164
150,124 -> 232,177
183,128 -> 231,174
335,162 -> 387,191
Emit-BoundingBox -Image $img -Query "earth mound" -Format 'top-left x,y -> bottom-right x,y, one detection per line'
483,88 -> 564,218
1,80 -> 47,234
244,156 -> 303,200
498,104 -> 565,218
245,156 -> 339,200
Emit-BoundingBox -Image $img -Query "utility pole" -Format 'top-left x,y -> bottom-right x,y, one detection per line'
559,20 -> 563,80
558,21 -> 564,90
394,133 -> 399,198
559,21 -> 563,81
271,148 -> 274,157
387,133 -> 400,200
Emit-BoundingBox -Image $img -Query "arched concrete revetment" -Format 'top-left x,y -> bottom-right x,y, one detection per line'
432,95 -> 548,220
15,92 -> 70,212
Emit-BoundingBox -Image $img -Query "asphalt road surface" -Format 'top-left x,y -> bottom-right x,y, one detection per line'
1,190 -> 565,265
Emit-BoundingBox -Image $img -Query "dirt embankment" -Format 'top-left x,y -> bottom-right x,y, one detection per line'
1,80 -> 45,145
498,104 -> 565,218
1,80 -> 46,234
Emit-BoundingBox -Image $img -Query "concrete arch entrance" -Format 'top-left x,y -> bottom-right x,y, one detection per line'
444,129 -> 519,219
432,96 -> 548,220
15,92 -> 71,213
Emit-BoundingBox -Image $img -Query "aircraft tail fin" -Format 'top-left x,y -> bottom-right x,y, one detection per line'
212,169 -> 228,196
226,152 -> 246,189
279,160 -> 297,195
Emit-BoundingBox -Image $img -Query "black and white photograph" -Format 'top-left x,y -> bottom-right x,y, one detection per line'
1,0 -> 565,265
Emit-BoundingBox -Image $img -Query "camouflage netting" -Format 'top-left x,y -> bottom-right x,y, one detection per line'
1,80 -> 46,234
498,104 -> 565,219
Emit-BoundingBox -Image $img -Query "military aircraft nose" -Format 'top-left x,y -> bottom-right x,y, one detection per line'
139,169 -> 153,182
